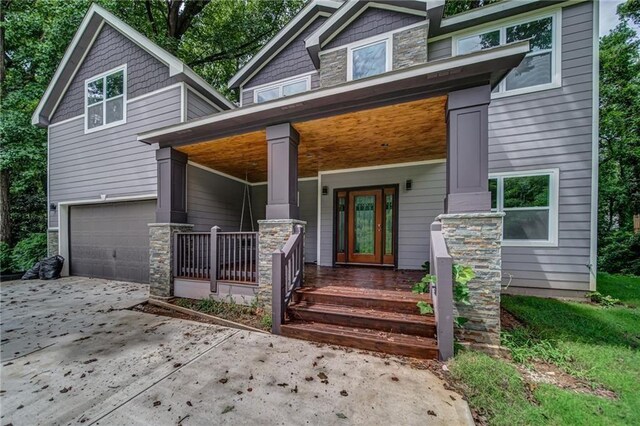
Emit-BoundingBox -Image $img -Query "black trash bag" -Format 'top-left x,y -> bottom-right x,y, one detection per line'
39,255 -> 65,280
21,262 -> 41,280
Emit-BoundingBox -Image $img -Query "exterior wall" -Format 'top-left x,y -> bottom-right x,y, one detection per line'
243,16 -> 327,90
392,24 -> 429,70
319,162 -> 447,269
186,165 -> 247,232
48,86 -> 182,228
427,38 -> 452,61
51,23 -> 179,123
488,2 -> 595,293
186,89 -> 218,120
324,8 -> 423,50
47,229 -> 59,256
251,180 -> 318,263
319,48 -> 348,87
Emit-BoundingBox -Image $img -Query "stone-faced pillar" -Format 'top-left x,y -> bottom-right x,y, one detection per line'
155,147 -> 187,223
265,123 -> 299,220
149,147 -> 191,299
445,85 -> 491,213
47,229 -> 59,256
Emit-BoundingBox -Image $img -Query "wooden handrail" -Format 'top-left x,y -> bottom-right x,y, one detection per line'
272,225 -> 304,335
430,222 -> 454,361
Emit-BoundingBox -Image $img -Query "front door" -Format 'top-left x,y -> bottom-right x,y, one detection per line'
335,186 -> 397,266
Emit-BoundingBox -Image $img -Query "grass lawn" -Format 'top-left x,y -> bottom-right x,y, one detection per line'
449,273 -> 640,425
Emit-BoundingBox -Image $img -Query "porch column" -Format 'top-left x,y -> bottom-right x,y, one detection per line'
265,123 -> 299,220
445,85 -> 491,213
149,147 -> 192,299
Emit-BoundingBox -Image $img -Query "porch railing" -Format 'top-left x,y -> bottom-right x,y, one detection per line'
430,221 -> 454,361
271,225 -> 304,334
173,227 -> 259,293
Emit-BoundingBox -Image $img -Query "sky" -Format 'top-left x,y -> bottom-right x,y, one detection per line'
600,0 -> 637,36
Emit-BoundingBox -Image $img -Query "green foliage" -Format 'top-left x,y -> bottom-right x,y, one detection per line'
260,313 -> 272,330
598,231 -> 640,276
0,242 -> 13,273
598,10 -> 640,272
598,272 -> 640,307
411,274 -> 435,294
10,233 -> 47,271
501,327 -> 574,370
453,264 -> 474,306
416,300 -> 434,315
585,291 -> 621,308
443,0 -> 502,18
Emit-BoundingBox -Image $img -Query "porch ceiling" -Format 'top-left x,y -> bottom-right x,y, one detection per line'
178,96 -> 446,183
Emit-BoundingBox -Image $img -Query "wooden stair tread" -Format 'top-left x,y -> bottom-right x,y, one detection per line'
281,321 -> 438,359
288,301 -> 435,325
296,285 -> 431,304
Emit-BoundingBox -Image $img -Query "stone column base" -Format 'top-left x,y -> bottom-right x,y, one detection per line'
257,219 -> 306,309
437,212 -> 504,346
47,229 -> 59,257
149,223 -> 193,299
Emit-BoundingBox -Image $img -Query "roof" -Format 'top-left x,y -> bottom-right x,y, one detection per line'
227,0 -> 342,90
140,40 -> 529,148
32,3 -> 234,127
305,0 -> 428,68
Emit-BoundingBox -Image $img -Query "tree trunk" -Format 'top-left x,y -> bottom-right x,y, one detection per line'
0,169 -> 11,245
634,214 -> 640,234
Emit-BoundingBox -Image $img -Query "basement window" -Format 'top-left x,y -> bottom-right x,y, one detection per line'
85,65 -> 127,133
489,169 -> 559,247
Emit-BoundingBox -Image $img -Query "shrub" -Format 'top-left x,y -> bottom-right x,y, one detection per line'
598,231 -> 640,276
586,291 -> 621,307
0,242 -> 13,273
11,233 -> 47,271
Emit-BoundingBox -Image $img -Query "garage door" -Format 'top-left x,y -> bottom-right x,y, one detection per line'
69,200 -> 155,283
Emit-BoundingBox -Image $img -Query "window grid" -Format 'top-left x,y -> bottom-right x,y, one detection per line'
254,76 -> 310,104
84,65 -> 127,133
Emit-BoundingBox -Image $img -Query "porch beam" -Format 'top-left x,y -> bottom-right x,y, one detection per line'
445,85 -> 491,213
266,123 -> 300,220
155,147 -> 188,223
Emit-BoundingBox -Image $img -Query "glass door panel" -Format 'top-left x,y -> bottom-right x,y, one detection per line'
354,195 -> 376,254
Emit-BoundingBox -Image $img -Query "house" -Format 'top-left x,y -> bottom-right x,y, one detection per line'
36,0 -> 599,360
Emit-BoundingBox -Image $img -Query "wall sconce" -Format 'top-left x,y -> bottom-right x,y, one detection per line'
49,203 -> 57,212
405,179 -> 413,191
322,186 -> 328,195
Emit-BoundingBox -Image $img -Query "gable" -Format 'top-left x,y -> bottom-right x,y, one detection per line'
324,7 -> 424,50
51,23 -> 178,123
245,16 -> 327,89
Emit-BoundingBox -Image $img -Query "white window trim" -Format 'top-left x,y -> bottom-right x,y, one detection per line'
346,35 -> 392,82
84,64 -> 127,134
489,169 -> 560,247
253,74 -> 312,104
452,9 -> 562,99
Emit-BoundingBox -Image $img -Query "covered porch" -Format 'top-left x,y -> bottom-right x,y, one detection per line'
140,41 -> 529,359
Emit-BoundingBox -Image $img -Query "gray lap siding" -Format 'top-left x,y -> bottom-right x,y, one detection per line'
48,86 -> 183,228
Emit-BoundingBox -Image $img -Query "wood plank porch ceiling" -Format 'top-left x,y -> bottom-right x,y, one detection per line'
178,96 -> 447,183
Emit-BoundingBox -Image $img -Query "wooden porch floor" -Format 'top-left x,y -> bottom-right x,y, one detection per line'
303,265 -> 424,291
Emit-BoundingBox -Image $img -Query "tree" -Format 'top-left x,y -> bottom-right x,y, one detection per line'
444,0 -> 501,18
0,0 -> 304,247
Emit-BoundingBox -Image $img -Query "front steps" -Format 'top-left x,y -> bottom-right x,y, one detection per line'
281,285 -> 438,359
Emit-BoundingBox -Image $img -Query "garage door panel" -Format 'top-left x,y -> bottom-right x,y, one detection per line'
69,200 -> 155,283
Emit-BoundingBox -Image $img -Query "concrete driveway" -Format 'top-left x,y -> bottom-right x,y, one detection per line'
0,277 -> 473,425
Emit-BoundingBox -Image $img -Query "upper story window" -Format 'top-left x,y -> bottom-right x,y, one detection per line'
455,12 -> 560,97
348,37 -> 391,81
254,75 -> 311,104
489,169 -> 559,246
85,65 -> 126,132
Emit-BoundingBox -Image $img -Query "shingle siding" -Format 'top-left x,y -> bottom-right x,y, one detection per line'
324,8 -> 424,50
244,17 -> 327,89
488,1 -> 595,293
48,86 -> 183,227
51,24 -> 179,123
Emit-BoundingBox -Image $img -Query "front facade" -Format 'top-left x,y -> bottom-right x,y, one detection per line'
36,0 -> 599,357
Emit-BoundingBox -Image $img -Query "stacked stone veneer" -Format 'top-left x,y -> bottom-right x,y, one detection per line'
149,223 -> 193,299
257,219 -> 306,309
437,212 -> 504,346
47,229 -> 59,256
319,23 -> 429,88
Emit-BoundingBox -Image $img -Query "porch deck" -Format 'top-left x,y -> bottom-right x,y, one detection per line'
303,265 -> 424,291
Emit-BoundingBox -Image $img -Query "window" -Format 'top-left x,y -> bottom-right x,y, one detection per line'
85,66 -> 126,132
489,170 -> 559,246
349,39 -> 390,81
455,13 -> 559,96
254,75 -> 311,104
